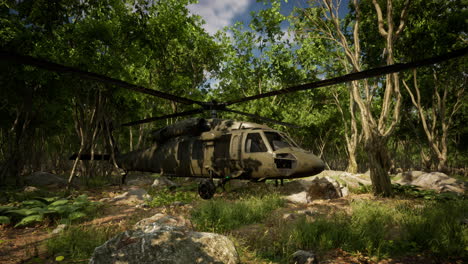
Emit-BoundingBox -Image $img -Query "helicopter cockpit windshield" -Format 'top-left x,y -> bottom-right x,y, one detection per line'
264,132 -> 297,151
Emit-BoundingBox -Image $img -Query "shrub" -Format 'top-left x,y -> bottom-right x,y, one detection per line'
0,195 -> 102,227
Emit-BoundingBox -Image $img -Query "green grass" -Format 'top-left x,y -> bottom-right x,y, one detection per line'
146,187 -> 198,207
252,199 -> 467,262
46,225 -> 121,262
191,193 -> 285,233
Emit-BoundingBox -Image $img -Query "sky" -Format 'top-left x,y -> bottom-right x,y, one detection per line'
187,0 -> 349,36
187,0 -> 305,35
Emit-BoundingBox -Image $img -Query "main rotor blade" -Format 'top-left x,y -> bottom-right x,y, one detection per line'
120,108 -> 205,127
0,51 -> 203,106
222,109 -> 302,128
226,47 -> 468,105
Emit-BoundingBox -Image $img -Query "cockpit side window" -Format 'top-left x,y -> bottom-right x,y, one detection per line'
264,132 -> 292,151
245,133 -> 267,153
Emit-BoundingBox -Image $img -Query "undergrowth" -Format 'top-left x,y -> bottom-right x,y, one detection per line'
191,193 -> 285,233
251,199 -> 467,262
146,187 -> 198,207
46,225 -> 122,262
0,194 -> 102,227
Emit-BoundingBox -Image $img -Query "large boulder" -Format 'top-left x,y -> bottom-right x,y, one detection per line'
410,172 -> 465,193
394,171 -> 426,183
90,215 -> 240,264
25,172 -> 68,187
394,171 -> 465,194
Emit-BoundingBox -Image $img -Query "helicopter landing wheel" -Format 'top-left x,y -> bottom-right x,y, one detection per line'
198,179 -> 216,199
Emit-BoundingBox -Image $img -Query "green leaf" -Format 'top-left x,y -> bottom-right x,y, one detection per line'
0,206 -> 15,214
0,216 -> 10,224
55,256 -> 65,262
33,196 -> 60,204
49,199 -> 69,207
6,208 -> 39,217
21,200 -> 47,208
68,211 -> 87,221
14,214 -> 44,227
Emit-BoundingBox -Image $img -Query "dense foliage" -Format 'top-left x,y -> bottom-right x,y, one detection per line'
0,0 -> 466,189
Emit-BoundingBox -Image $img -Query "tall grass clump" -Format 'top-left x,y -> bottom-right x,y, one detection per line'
191,194 -> 285,232
400,200 -> 467,257
263,200 -> 467,262
47,225 -> 121,261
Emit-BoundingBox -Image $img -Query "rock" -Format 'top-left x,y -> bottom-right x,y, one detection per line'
284,191 -> 309,204
127,177 -> 154,186
170,201 -> 186,207
23,186 -> 39,193
291,250 -> 318,264
305,170 -> 372,188
90,221 -> 239,264
306,177 -> 344,202
395,171 -> 425,183
133,214 -> 191,231
411,172 -> 465,193
111,187 -> 150,205
24,172 -> 68,187
283,213 -> 297,221
52,224 -> 67,234
296,210 -> 317,217
394,171 -> 465,194
151,177 -> 177,189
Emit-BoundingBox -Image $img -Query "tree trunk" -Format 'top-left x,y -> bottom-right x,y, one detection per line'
366,134 -> 392,196
347,149 -> 358,174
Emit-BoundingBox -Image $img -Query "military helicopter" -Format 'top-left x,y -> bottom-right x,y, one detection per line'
1,48 -> 466,199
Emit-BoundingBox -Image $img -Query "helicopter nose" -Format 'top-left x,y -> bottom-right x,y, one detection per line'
295,152 -> 325,177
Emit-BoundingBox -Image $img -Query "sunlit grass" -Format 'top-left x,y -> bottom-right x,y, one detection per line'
191,193 -> 286,233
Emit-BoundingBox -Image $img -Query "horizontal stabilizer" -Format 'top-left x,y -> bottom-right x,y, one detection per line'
69,154 -> 111,160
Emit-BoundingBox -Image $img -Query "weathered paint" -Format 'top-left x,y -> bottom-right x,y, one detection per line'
115,118 -> 325,180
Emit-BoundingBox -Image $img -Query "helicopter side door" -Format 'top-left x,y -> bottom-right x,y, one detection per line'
190,139 -> 205,177
212,134 -> 232,177
229,131 -> 243,177
241,131 -> 275,179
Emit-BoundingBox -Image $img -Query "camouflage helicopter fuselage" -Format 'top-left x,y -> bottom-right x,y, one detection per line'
116,118 -> 325,181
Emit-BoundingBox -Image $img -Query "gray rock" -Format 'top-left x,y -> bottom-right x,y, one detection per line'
127,177 -> 154,186
395,171 -> 425,183
25,172 -> 68,187
291,250 -> 318,264
412,172 -> 464,193
395,171 -> 465,194
284,191 -> 309,204
111,187 -> 151,205
52,224 -> 67,234
151,177 -> 177,189
89,224 -> 240,264
306,177 -> 342,202
23,186 -> 39,193
99,198 -> 111,203
133,214 -> 191,231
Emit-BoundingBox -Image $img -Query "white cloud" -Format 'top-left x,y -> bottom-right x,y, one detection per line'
188,0 -> 251,35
